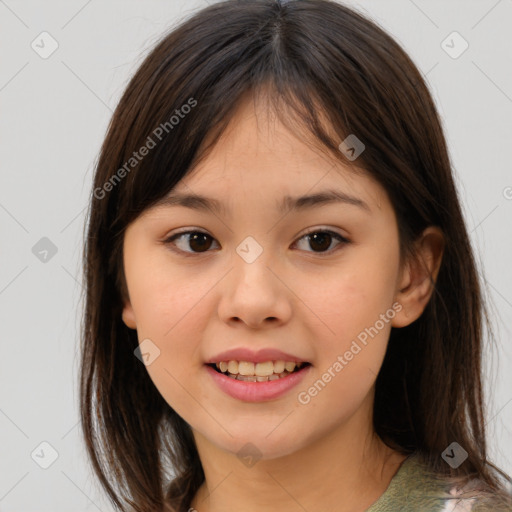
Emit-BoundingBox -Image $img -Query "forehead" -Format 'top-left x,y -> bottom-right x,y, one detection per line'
179,98 -> 379,198
147,95 -> 388,218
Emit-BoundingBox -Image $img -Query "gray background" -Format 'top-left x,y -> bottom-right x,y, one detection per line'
1,1 -> 511,510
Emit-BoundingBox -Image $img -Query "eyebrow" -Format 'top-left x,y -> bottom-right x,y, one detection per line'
153,189 -> 371,216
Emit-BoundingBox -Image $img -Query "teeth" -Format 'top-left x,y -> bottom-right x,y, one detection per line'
255,361 -> 274,376
238,361 -> 255,376
213,360 -> 306,378
237,374 -> 257,381
284,361 -> 296,372
273,360 -> 285,374
236,371 -> 290,381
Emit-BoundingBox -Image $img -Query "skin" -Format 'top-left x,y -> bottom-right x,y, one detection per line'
121,95 -> 444,512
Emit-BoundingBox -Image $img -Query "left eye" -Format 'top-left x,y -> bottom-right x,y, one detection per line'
295,230 -> 350,253
163,229 -> 350,256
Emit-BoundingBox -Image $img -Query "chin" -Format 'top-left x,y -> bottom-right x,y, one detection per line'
208,423 -> 309,462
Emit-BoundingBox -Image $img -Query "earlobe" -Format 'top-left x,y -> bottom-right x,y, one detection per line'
391,226 -> 444,328
122,301 -> 137,329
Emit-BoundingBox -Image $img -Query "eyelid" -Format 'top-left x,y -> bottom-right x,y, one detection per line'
296,226 -> 350,242
162,226 -> 351,256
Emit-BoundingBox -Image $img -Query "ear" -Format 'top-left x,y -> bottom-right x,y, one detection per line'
122,300 -> 137,329
391,226 -> 445,328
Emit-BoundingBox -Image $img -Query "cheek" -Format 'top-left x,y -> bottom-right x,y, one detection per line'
128,264 -> 212,418
307,251 -> 398,343
128,247 -> 209,338
299,247 -> 399,404
125,250 -> 209,372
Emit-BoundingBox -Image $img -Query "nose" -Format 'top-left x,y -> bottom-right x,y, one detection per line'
217,253 -> 292,330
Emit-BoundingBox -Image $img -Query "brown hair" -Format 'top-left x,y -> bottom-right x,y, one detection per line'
80,1 -> 512,511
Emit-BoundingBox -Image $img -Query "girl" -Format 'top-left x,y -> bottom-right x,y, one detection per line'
80,1 -> 512,511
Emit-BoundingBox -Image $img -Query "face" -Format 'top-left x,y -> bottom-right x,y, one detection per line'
121,97 -> 409,460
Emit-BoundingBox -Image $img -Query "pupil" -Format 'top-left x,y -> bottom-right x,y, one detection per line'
309,233 -> 331,252
190,233 -> 211,252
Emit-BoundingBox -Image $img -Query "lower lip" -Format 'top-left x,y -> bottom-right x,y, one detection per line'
205,364 -> 312,402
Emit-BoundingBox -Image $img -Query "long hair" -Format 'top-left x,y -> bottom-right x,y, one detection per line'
80,1 -> 512,511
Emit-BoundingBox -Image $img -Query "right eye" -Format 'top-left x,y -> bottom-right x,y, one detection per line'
163,230 -> 219,256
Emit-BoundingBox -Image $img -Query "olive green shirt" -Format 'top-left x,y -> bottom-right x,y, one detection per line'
366,452 -> 512,512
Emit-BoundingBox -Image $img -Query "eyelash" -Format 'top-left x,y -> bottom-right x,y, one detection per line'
162,228 -> 350,257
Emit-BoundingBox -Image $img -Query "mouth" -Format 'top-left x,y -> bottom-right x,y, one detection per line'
204,359 -> 313,402
206,360 -> 312,382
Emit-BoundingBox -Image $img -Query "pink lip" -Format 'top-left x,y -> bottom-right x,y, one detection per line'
205,347 -> 309,364
205,363 -> 312,402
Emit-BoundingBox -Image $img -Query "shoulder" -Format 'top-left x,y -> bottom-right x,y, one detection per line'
366,452 -> 512,512
441,480 -> 512,512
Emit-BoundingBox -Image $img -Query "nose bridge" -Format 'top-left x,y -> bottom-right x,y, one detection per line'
236,233 -> 267,265
232,233 -> 277,293
218,233 -> 291,327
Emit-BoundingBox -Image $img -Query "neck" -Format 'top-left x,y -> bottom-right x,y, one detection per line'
189,408 -> 406,512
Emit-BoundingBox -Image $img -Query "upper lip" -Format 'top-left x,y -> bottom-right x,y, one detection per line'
205,348 -> 310,364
